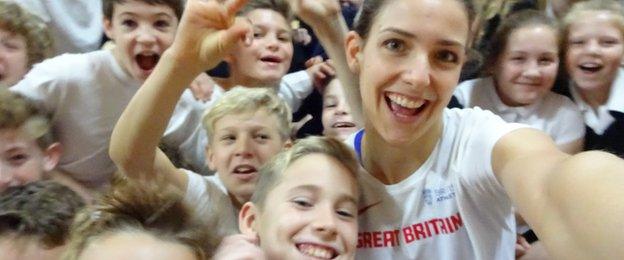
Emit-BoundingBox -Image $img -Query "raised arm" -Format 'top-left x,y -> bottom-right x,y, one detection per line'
109,0 -> 250,188
287,0 -> 363,123
493,128 -> 624,259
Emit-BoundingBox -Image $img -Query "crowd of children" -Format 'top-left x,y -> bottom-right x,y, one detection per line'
1,0 -> 624,259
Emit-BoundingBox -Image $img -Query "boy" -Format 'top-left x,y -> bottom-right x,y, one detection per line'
0,180 -> 86,260
11,0 -> 319,190
321,77 -> 360,140
0,1 -> 52,87
112,85 -> 293,251
0,88 -> 88,199
213,136 -> 360,260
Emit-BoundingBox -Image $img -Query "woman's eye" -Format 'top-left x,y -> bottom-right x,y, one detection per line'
382,39 -> 405,53
436,50 -> 459,64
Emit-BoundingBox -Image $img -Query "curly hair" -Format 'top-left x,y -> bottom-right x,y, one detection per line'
0,1 -> 53,67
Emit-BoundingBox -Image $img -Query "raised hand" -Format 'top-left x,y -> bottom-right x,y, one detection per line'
287,0 -> 341,26
169,0 -> 251,72
213,234 -> 266,260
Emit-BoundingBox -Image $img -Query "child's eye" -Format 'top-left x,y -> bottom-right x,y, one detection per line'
254,134 -> 270,140
9,154 -> 28,165
600,39 -> 620,46
154,20 -> 170,28
435,50 -> 459,64
278,35 -> 292,42
538,57 -> 555,65
324,102 -> 337,108
292,198 -> 313,208
220,135 -> 236,143
569,40 -> 584,46
382,39 -> 405,53
336,209 -> 355,218
121,19 -> 137,28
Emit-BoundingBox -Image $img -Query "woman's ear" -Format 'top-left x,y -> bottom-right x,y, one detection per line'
239,202 -> 260,236
345,31 -> 363,74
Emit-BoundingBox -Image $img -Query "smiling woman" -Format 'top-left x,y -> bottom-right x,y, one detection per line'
294,0 -> 624,258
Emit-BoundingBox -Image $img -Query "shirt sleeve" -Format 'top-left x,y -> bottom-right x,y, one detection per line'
277,70 -> 313,112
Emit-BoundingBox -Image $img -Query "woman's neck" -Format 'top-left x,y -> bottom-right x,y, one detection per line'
361,118 -> 443,185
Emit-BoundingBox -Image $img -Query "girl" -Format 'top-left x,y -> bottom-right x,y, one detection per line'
291,0 -> 624,258
563,0 -> 624,157
454,10 -> 585,154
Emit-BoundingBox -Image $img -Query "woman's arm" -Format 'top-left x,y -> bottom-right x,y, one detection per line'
288,0 -> 363,123
493,128 -> 624,259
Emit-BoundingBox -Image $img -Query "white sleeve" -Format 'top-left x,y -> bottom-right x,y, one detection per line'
277,70 -> 313,112
10,60 -> 66,116
550,96 -> 586,144
163,90 -> 212,175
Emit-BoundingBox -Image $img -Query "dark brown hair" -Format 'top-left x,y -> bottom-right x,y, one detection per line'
103,0 -> 184,20
0,181 -> 85,248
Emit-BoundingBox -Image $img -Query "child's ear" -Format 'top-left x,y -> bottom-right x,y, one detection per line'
345,31 -> 363,74
103,18 -> 115,41
239,202 -> 260,235
205,146 -> 217,171
43,142 -> 62,172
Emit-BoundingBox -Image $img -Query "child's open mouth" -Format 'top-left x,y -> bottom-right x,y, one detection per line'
135,53 -> 160,71
232,164 -> 257,181
332,121 -> 356,129
578,62 -> 603,74
260,55 -> 282,65
385,92 -> 428,119
297,243 -> 338,259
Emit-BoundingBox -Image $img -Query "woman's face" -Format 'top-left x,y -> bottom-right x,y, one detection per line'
347,0 -> 469,145
493,25 -> 560,107
565,11 -> 624,95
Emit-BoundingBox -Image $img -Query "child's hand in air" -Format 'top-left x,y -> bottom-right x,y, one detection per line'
169,0 -> 251,72
287,0 -> 341,26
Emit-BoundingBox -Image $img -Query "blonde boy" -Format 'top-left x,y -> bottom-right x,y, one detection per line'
214,136 -> 360,260
112,86 -> 293,251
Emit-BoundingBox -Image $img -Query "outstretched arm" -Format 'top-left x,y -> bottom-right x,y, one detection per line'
288,0 -> 363,123
493,128 -> 624,259
109,0 -> 250,188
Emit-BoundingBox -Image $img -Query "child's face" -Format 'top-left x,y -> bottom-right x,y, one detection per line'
347,0 -> 468,146
494,25 -> 559,106
78,232 -> 197,260
322,80 -> 359,140
0,28 -> 29,87
104,0 -> 178,81
253,153 -> 358,260
0,128 -> 53,192
566,11 -> 624,93
208,110 -> 287,205
228,9 -> 293,86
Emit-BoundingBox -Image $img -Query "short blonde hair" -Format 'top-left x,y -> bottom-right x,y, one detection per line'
562,0 -> 624,41
250,136 -> 359,210
62,178 -> 209,259
0,88 -> 54,149
202,87 -> 292,143
0,1 -> 53,67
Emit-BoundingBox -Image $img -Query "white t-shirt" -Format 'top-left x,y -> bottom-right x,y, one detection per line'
184,170 -> 238,250
10,49 -> 314,188
347,108 -> 526,260
454,77 -> 585,145
10,50 -> 209,187
15,0 -> 103,55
